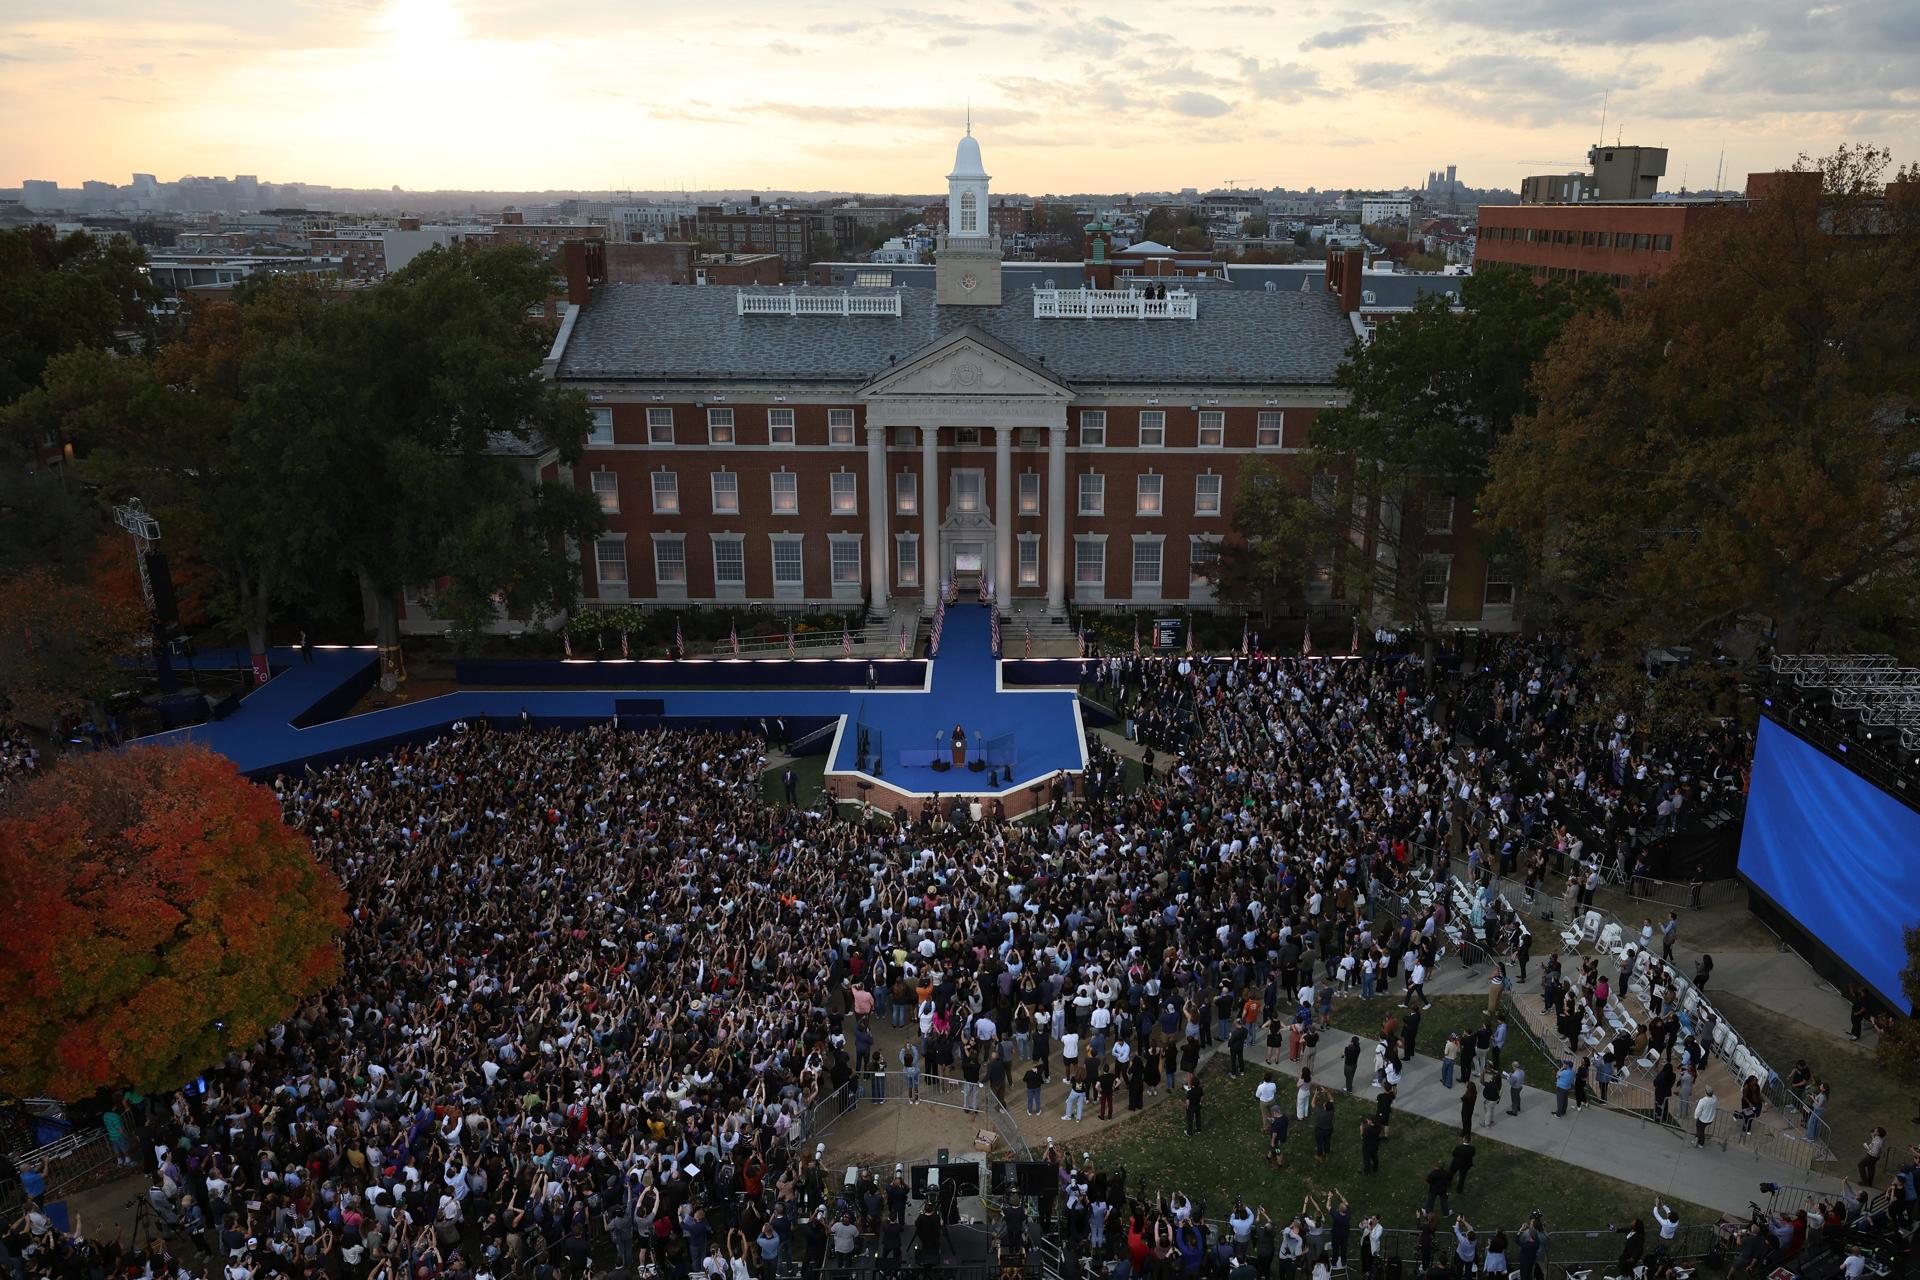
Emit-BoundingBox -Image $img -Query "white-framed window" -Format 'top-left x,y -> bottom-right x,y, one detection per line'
1075,536 -> 1106,587
1484,559 -> 1515,607
953,468 -> 984,513
589,407 -> 615,446
1132,536 -> 1163,589
892,425 -> 914,447
831,471 -> 858,515
771,470 -> 798,514
1426,494 -> 1456,535
959,188 -> 978,233
771,536 -> 804,586
1256,410 -> 1285,449
830,536 -> 862,586
1018,535 -> 1040,586
768,408 -> 795,446
897,534 -> 920,587
1018,472 -> 1040,515
895,471 -> 917,515
707,407 -> 735,445
1080,410 -> 1107,447
1189,535 -> 1222,580
594,536 -> 627,586
710,470 -> 739,514
712,536 -> 745,587
1136,472 -> 1163,516
1198,411 -> 1225,447
647,407 -> 674,445
1138,411 -> 1165,448
1078,472 -> 1104,516
580,472 -> 614,517
828,409 -> 856,446
650,469 -> 679,514
1195,472 -> 1222,516
955,427 -> 980,446
652,535 -> 687,586
1420,555 -> 1452,608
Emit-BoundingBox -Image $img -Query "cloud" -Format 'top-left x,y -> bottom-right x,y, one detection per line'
1203,4 -> 1275,14
766,40 -> 805,56
1240,58 -> 1326,102
1298,21 -> 1400,51
931,33 -> 969,46
1170,91 -> 1233,118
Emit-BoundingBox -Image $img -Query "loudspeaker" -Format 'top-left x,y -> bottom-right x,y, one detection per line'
145,552 -> 178,623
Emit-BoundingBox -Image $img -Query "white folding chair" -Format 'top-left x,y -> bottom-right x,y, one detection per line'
1582,909 -> 1603,940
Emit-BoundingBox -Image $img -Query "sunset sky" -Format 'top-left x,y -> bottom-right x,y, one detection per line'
3,0 -> 1915,195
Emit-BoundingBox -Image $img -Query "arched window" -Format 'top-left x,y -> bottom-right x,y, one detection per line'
958,189 -> 978,233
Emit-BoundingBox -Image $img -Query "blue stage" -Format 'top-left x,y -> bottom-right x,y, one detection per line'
142,605 -> 1086,796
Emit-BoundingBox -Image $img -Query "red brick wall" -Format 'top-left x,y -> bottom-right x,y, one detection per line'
1475,204 -> 1708,282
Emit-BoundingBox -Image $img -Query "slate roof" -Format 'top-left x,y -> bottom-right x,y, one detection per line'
557,283 -> 1356,388
1223,264 -> 1466,308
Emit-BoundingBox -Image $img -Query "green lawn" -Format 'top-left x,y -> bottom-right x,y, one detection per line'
759,754 -> 827,808
1323,994 -> 1562,1093
1705,988 -> 1912,1169
1090,1061 -> 1720,1238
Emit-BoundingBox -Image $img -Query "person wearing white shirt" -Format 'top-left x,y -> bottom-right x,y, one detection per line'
1692,1087 -> 1718,1146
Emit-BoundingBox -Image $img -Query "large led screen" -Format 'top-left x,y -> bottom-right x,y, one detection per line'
1738,717 -> 1920,1012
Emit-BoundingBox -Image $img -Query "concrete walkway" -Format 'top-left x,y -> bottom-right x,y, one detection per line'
1239,959 -> 1840,1217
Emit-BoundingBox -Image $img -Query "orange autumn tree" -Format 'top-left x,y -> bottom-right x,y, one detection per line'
0,533 -> 148,728
0,745 -> 347,1099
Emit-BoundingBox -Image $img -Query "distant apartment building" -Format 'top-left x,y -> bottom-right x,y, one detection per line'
307,230 -> 388,281
1360,198 -> 1414,225
489,210 -> 602,260
583,240 -> 782,287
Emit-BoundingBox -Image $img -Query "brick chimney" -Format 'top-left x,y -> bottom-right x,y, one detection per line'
562,239 -> 605,306
398,216 -> 422,231
1325,245 -> 1364,313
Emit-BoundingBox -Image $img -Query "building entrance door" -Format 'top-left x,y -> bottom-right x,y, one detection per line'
951,540 -> 986,593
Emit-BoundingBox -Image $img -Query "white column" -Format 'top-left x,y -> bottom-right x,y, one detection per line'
1046,421 -> 1067,615
865,425 -> 889,618
921,425 -> 939,614
994,424 -> 1013,611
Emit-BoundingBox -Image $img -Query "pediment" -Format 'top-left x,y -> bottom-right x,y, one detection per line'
860,327 -> 1072,401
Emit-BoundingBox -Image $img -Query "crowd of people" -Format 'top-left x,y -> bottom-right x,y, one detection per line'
0,649 -> 1904,1280
1451,636 -> 1753,890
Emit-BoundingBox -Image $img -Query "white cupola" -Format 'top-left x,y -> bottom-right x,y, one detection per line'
946,126 -> 991,239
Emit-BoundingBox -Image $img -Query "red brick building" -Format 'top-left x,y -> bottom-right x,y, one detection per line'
539,134 -> 1515,629
1474,201 -> 1710,286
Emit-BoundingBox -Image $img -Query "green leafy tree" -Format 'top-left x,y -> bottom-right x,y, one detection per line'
9,283 -> 332,671
1208,457 -> 1345,616
1483,143 -> 1920,656
1241,213 -> 1270,238
242,244 -> 604,660
1310,266 -> 1616,647
1876,927 -> 1920,1108
0,226 -> 155,407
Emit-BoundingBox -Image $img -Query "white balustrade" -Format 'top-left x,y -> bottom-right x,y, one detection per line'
1031,287 -> 1197,320
735,289 -> 902,317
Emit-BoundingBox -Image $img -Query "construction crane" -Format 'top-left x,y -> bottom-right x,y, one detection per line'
1221,178 -> 1251,191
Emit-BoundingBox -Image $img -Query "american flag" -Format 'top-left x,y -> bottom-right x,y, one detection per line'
1133,619 -> 1140,658
730,620 -> 740,657
1024,625 -> 1032,659
673,616 -> 682,657
1351,614 -> 1361,655
842,624 -> 853,657
1185,619 -> 1194,655
1241,618 -> 1249,655
1301,619 -> 1312,658
563,629 -> 572,658
621,627 -> 630,658
787,620 -> 796,657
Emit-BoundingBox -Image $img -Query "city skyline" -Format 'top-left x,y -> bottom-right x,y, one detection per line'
3,0 -> 1915,195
